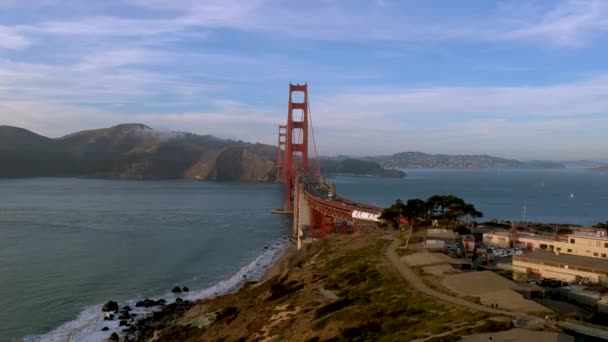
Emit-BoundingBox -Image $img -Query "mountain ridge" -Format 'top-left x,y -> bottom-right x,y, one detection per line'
0,124 -> 277,181
365,151 -> 565,169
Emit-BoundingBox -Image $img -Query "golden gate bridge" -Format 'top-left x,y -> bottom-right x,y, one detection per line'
274,83 -> 383,241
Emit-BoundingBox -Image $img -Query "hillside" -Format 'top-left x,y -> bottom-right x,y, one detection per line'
0,124 -> 277,181
369,152 -> 565,169
320,158 -> 405,178
590,165 -> 608,173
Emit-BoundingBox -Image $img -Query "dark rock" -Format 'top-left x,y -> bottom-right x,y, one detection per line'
122,305 -> 131,311
103,316 -> 109,321
131,313 -> 137,317
109,314 -> 115,320
182,286 -> 189,292
101,327 -> 109,331
171,286 -> 182,293
119,320 -> 128,326
135,298 -> 165,308
102,301 -> 119,312
108,332 -> 119,341
175,298 -> 183,303
119,312 -> 131,320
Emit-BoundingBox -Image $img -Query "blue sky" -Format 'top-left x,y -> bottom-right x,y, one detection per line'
1,0 -> 608,160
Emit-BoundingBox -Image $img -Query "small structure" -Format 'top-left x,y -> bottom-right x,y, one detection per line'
425,228 -> 458,249
483,230 -> 513,249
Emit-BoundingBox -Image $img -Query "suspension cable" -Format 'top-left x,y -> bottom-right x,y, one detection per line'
308,90 -> 321,176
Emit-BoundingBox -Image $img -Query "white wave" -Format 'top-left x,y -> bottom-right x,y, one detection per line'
24,236 -> 291,342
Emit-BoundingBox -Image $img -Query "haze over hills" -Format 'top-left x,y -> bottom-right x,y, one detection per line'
3,124 -> 594,180
366,152 -> 565,169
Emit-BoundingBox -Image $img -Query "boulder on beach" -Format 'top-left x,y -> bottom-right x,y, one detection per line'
108,332 -> 119,341
119,320 -> 128,326
119,312 -> 131,320
182,286 -> 189,292
135,298 -> 165,308
172,286 -> 182,293
122,305 -> 131,311
101,327 -> 109,331
175,297 -> 183,303
102,301 -> 119,312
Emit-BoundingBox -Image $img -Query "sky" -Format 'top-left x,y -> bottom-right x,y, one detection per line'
1,0 -> 608,160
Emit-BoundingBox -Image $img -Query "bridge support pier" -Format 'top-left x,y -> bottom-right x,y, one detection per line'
293,179 -> 310,246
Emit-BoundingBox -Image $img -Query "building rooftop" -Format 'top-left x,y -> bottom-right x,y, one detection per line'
514,250 -> 608,276
483,230 -> 511,236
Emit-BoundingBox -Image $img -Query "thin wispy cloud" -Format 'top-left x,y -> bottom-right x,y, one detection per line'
504,0 -> 608,46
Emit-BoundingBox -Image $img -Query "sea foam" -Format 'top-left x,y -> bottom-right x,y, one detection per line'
24,236 -> 291,342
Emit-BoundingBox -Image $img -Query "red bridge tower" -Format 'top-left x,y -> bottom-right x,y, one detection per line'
281,83 -> 309,212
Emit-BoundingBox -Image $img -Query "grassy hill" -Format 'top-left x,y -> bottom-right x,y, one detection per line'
0,124 -> 277,181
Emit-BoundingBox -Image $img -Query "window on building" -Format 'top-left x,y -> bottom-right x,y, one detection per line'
556,247 -> 561,252
594,252 -> 599,257
604,242 -> 608,248
567,249 -> 572,253
540,244 -> 548,249
570,238 -> 576,244
602,253 -> 606,258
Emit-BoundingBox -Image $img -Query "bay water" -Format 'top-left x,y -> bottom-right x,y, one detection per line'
1,168 -> 607,341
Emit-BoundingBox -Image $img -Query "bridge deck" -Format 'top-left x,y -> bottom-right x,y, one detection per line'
299,171 -> 382,215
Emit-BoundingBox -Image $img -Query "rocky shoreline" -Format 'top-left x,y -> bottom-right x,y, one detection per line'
94,239 -> 293,342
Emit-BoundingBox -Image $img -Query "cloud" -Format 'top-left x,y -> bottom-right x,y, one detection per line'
316,76 -> 608,123
0,26 -> 30,49
504,0 -> 608,46
6,73 -> 608,160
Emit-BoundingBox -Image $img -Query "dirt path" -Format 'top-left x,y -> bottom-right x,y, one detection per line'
384,238 -> 531,319
384,237 -> 608,339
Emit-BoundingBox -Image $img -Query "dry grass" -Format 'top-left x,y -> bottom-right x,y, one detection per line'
152,232 -> 511,341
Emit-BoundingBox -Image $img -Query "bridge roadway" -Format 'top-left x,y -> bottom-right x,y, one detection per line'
298,171 -> 382,215
292,171 -> 383,240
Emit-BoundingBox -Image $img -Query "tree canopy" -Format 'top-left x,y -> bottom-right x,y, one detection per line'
379,194 -> 483,229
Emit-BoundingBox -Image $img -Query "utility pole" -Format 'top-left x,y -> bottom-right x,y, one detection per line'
404,224 -> 414,250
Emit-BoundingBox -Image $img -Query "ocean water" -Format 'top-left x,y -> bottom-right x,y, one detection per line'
0,179 -> 291,342
1,169 -> 607,341
334,168 -> 608,226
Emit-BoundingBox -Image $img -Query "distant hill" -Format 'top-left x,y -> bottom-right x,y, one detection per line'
319,158 -> 405,178
367,152 -> 565,169
590,165 -> 608,173
0,124 -> 277,181
562,160 -> 608,168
